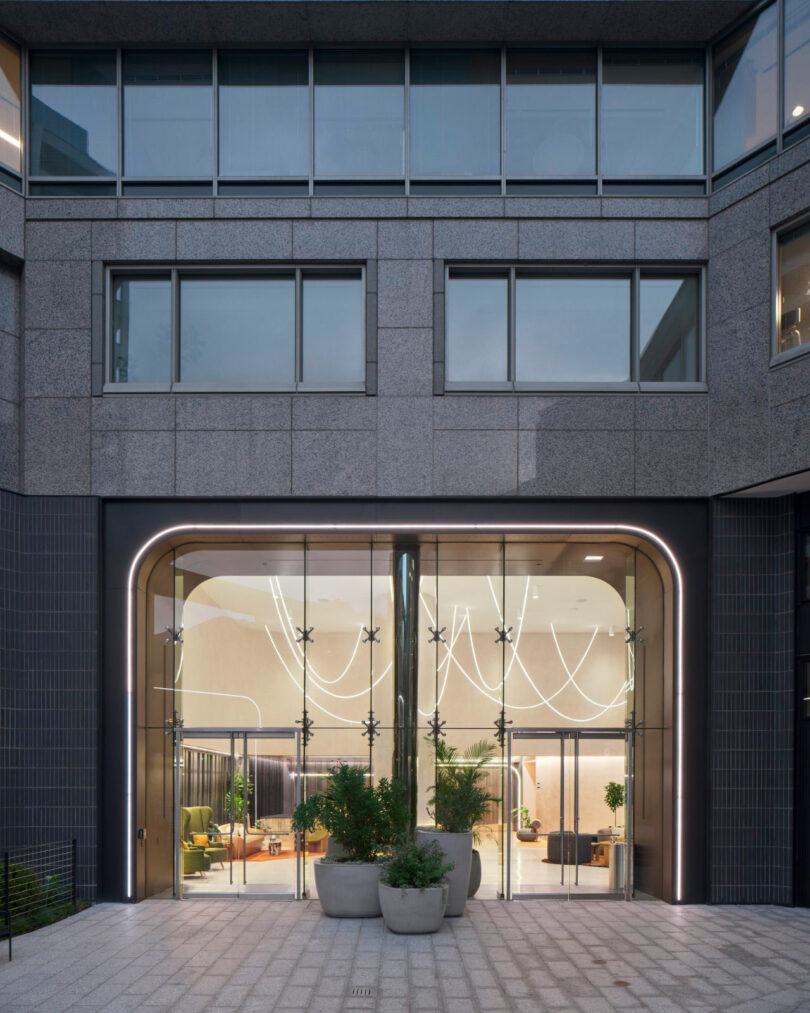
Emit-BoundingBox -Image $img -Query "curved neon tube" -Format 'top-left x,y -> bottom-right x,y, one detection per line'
125,520 -> 685,903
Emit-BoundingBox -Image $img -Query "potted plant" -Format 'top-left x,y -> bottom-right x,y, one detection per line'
378,840 -> 454,934
418,738 -> 499,916
604,781 -> 626,837
292,764 -> 407,918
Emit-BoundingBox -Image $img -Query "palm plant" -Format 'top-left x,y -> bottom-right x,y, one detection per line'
427,738 -> 500,834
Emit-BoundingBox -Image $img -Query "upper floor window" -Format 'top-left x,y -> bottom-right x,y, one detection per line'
218,50 -> 309,178
712,5 -> 778,172
410,49 -> 501,179
445,267 -> 703,390
785,0 -> 810,129
315,50 -> 405,178
505,50 -> 596,178
123,51 -> 213,179
602,51 -> 704,177
26,46 -> 707,196
0,33 -> 21,178
108,268 -> 365,392
775,219 -> 810,362
30,50 -> 117,178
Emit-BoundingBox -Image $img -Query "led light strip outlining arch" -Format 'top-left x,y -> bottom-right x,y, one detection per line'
126,521 -> 685,903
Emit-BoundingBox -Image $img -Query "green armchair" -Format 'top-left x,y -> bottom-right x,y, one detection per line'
181,806 -> 229,869
181,843 -> 210,877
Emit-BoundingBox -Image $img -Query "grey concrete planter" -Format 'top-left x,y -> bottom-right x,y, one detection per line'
378,883 -> 448,934
416,829 -> 472,916
313,860 -> 382,918
467,848 -> 482,898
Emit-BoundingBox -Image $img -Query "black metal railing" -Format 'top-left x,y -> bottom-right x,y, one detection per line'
1,840 -> 78,961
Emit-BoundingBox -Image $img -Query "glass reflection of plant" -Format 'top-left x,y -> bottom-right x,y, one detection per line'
428,738 -> 500,835
225,770 -> 253,824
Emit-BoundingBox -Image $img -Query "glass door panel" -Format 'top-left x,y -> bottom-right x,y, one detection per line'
576,733 -> 628,897
508,732 -> 575,897
507,729 -> 630,899
176,728 -> 301,899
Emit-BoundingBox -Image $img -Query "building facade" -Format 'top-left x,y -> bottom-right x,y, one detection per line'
0,0 -> 809,908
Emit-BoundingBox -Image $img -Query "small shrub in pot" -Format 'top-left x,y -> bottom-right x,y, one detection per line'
379,841 -> 454,934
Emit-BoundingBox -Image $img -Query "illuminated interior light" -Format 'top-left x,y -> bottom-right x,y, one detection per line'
153,685 -> 262,724
584,555 -> 603,561
125,519 -> 685,903
264,625 -> 364,725
793,104 -> 805,118
0,128 -> 21,150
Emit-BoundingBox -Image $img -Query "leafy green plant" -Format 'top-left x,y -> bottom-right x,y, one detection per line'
225,770 -> 253,823
291,764 -> 408,863
0,863 -> 44,919
604,781 -> 626,823
427,738 -> 500,834
381,840 -> 454,892
512,805 -> 531,829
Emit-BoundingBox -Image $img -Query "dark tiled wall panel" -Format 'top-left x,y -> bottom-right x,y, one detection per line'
0,489 -> 99,897
711,497 -> 794,903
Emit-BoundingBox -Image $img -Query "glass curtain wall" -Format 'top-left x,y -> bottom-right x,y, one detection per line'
26,46 -> 709,195
142,539 -> 394,899
139,535 -> 663,901
416,539 -> 643,899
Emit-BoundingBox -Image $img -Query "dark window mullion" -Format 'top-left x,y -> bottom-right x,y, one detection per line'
172,268 -> 180,385
295,267 -> 303,389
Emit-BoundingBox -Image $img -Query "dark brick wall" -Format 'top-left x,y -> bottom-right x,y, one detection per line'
0,489 -> 99,898
710,496 -> 794,903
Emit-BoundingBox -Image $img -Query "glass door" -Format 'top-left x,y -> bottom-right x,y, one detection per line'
507,731 -> 575,898
506,728 -> 631,899
174,727 -> 302,899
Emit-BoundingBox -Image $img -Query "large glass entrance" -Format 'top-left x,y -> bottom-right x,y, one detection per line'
505,729 -> 632,899
137,532 -> 669,903
174,727 -> 302,899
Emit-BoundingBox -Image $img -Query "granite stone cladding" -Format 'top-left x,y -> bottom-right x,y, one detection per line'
7,133 -> 808,499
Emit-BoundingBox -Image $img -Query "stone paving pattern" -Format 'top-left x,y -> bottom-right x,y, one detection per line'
1,899 -> 810,1013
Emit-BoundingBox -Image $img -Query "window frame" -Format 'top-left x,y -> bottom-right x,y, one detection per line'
103,263 -> 368,394
772,212 -> 810,366
442,262 -> 707,393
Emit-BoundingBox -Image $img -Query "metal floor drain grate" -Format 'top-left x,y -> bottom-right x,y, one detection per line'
350,987 -> 375,997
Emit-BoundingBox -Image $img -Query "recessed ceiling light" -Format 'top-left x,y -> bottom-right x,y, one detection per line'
793,104 -> 806,118
584,555 -> 603,562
